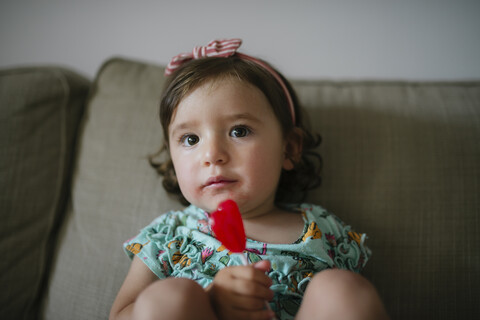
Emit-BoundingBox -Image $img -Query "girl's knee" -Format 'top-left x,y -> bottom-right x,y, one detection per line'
142,278 -> 201,301
299,269 -> 389,320
133,278 -> 208,320
309,269 -> 382,304
310,268 -> 373,293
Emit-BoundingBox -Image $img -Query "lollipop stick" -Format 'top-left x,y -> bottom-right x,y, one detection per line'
240,252 -> 249,265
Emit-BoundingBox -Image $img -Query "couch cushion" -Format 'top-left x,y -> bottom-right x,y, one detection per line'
44,58 -> 184,319
0,67 -> 89,319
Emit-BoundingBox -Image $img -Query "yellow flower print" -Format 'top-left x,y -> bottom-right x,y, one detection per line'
172,251 -> 182,264
178,255 -> 192,268
348,231 -> 364,245
172,251 -> 192,268
125,241 -> 150,255
217,244 -> 234,255
301,222 -> 322,242
167,239 -> 184,250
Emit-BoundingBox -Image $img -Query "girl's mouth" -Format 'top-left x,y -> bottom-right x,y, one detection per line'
203,176 -> 237,188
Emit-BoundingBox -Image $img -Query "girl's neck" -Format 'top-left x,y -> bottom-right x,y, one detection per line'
242,207 -> 305,244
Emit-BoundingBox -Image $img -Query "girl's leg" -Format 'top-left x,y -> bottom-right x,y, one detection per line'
132,278 -> 217,320
295,269 -> 389,320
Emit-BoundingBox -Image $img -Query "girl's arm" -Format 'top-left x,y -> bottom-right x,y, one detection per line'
109,255 -> 158,320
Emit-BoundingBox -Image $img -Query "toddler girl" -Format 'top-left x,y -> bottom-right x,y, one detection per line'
110,39 -> 389,320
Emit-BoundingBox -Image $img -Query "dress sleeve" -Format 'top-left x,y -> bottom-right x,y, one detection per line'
309,205 -> 372,273
123,212 -> 178,279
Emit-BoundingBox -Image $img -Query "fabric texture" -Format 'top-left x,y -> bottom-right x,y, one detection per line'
0,67 -> 90,319
43,58 -> 184,320
293,80 -> 480,318
37,57 -> 480,320
124,204 -> 370,319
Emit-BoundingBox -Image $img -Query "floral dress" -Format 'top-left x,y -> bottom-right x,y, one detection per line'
124,203 -> 371,320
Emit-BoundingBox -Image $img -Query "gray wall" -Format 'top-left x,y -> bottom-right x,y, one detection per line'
1,0 -> 479,80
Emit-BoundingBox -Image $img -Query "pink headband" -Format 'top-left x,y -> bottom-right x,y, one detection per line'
165,39 -> 296,124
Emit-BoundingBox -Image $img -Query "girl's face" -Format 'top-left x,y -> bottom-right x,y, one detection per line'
168,78 -> 291,217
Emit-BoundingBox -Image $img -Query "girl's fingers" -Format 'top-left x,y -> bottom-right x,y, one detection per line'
211,264 -> 275,315
232,265 -> 273,288
229,294 -> 268,310
229,277 -> 274,300
253,260 -> 271,272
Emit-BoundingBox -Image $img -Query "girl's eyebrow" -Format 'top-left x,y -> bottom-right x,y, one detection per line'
227,112 -> 262,123
169,120 -> 198,137
170,112 -> 261,136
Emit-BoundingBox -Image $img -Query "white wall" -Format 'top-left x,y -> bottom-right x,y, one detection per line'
1,0 -> 479,80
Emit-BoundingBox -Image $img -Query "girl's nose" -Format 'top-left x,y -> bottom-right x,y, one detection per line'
202,138 -> 229,166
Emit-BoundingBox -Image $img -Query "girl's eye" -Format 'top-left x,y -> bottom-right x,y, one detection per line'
181,134 -> 199,146
230,126 -> 251,138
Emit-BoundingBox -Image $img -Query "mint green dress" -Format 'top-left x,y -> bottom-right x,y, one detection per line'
124,203 -> 371,319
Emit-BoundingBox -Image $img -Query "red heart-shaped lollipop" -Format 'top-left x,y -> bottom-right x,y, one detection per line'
210,199 -> 246,253
210,200 -> 275,318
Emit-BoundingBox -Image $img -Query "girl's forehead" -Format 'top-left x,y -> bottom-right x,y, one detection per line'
191,76 -> 246,95
172,78 -> 270,119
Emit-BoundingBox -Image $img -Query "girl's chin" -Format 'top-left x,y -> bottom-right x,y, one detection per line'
194,196 -> 246,214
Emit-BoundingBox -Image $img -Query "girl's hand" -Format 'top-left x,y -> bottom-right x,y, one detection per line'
207,260 -> 275,320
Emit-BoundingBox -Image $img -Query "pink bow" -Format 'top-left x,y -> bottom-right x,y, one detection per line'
164,38 -> 296,124
165,39 -> 242,76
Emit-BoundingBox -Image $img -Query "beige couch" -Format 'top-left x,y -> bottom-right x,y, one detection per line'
1,57 -> 479,319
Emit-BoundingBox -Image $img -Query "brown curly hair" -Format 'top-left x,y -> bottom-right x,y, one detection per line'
149,56 -> 322,205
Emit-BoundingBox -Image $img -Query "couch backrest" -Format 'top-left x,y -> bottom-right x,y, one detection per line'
294,79 -> 480,318
44,58 -> 480,320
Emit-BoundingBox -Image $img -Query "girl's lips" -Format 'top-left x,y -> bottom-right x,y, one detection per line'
203,176 -> 237,188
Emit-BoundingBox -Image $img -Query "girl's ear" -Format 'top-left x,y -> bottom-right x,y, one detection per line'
283,127 -> 303,171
